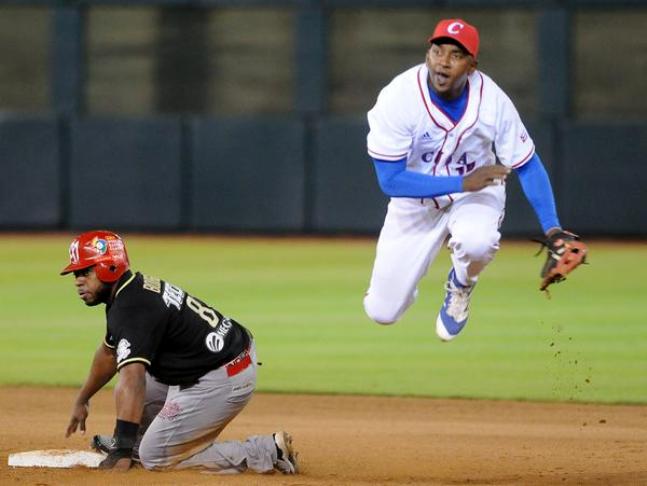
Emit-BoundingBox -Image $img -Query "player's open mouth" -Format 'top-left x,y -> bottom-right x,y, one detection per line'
433,72 -> 450,87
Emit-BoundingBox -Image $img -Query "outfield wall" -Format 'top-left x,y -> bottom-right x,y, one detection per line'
3,116 -> 646,235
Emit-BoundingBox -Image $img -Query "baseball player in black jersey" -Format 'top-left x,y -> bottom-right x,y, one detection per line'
61,230 -> 299,474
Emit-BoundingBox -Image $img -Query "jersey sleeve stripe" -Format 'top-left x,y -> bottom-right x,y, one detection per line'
510,146 -> 535,168
116,357 -> 151,369
103,339 -> 115,349
367,148 -> 408,161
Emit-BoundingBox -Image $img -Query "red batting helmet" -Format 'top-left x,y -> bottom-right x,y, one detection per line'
60,230 -> 130,283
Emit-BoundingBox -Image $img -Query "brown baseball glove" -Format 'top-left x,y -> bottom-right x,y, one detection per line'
537,230 -> 588,293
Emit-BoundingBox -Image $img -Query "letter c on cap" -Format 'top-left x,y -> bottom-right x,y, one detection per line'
447,22 -> 464,34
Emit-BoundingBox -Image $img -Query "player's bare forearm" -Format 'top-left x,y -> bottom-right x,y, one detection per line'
66,343 -> 117,437
114,363 -> 146,424
462,165 -> 510,192
75,342 -> 117,404
97,364 -> 145,472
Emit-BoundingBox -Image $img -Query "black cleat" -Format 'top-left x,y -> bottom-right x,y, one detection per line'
91,434 -> 140,462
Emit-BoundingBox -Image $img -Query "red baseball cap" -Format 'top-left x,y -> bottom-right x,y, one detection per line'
428,18 -> 480,59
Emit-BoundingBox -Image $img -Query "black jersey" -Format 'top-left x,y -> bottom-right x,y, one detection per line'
104,271 -> 250,386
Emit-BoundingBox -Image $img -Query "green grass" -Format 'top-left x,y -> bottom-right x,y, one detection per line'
1,234 -> 646,404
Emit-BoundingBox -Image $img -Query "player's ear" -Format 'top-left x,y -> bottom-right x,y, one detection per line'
468,57 -> 478,73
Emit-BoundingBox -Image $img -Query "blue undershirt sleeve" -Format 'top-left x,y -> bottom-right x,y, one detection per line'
514,153 -> 561,234
372,158 -> 463,198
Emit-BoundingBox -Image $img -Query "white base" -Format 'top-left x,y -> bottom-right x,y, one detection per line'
8,450 -> 104,468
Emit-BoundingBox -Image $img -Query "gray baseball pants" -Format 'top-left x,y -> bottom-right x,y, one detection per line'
135,341 -> 279,473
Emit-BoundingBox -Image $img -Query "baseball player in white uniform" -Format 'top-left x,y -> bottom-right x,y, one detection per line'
364,18 -> 567,340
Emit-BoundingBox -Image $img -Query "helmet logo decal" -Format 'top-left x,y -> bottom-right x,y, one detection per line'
107,239 -> 125,253
69,240 -> 80,264
91,237 -> 108,255
447,21 -> 464,34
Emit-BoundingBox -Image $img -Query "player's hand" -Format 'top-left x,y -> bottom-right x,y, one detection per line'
462,165 -> 510,192
98,448 -> 133,471
65,400 -> 89,438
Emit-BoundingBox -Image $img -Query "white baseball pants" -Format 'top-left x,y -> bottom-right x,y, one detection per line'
136,341 -> 279,473
364,187 -> 505,325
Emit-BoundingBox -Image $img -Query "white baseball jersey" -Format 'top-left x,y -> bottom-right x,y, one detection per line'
367,64 -> 535,209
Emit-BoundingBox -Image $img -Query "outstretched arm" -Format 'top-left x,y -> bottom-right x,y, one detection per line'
66,342 -> 117,437
514,153 -> 561,236
373,158 -> 510,198
516,154 -> 588,292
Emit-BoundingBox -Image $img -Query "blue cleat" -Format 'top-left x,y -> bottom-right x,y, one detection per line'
436,268 -> 475,341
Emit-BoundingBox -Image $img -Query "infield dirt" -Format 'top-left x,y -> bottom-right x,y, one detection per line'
1,387 -> 646,485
